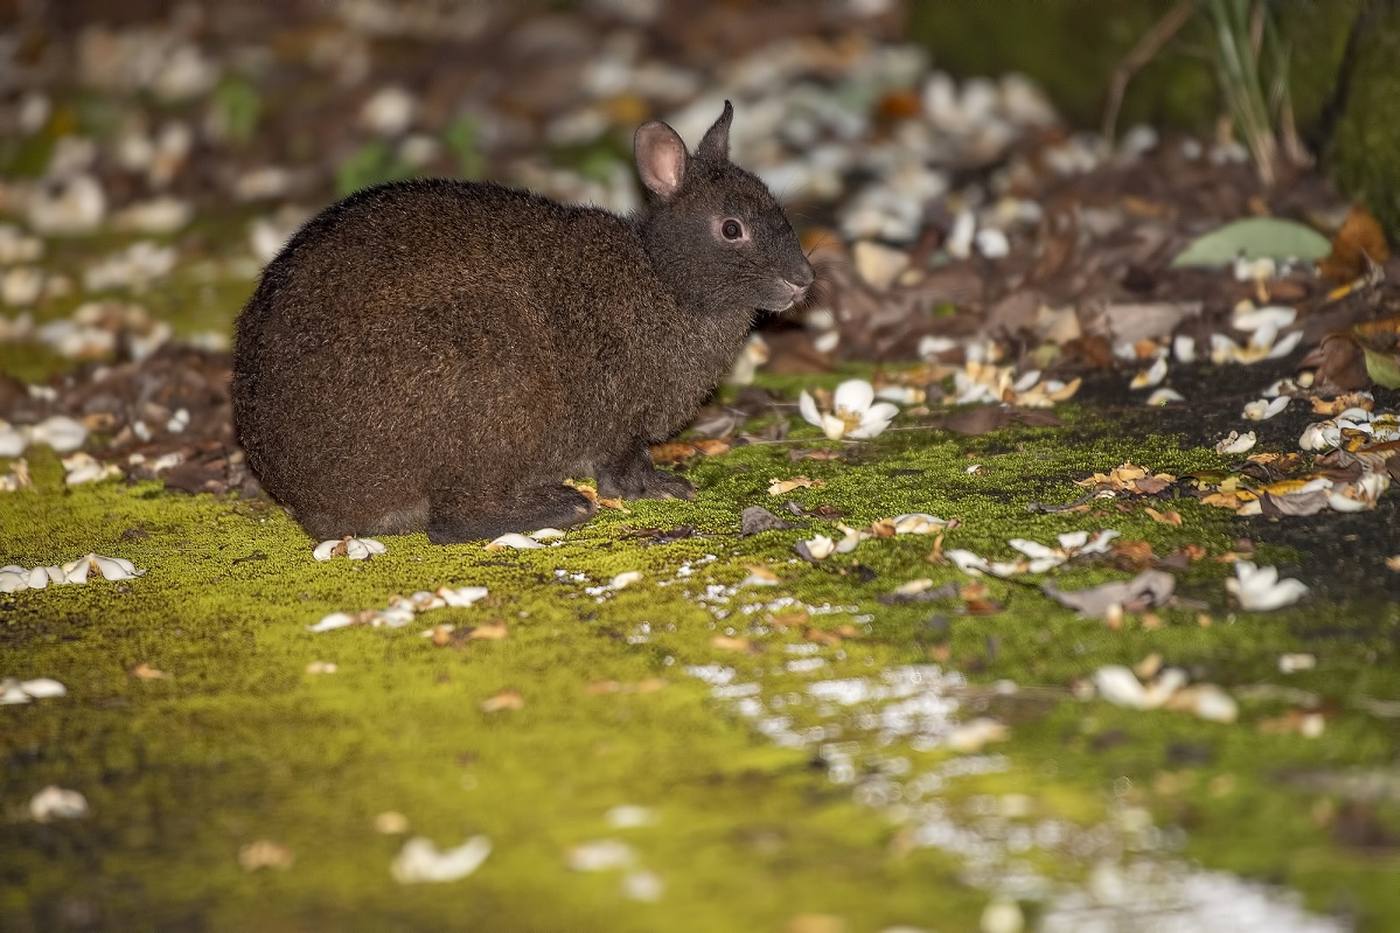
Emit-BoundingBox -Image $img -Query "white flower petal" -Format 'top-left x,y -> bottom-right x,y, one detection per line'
832,379 -> 875,416
308,612 -> 356,632
1093,666 -> 1147,709
1009,538 -> 1057,560
1266,329 -> 1305,360
29,786 -> 88,822
1172,335 -> 1196,363
1215,430 -> 1257,455
1145,388 -> 1184,406
610,571 -> 642,590
846,415 -> 893,440
438,586 -> 488,607
29,415 -> 87,453
1233,305 -> 1296,332
1130,356 -> 1168,389
797,390 -> 822,429
21,678 -> 66,699
862,401 -> 900,425
947,549 -> 989,576
1227,561 -> 1308,611
488,533 -> 543,550
1080,530 -> 1120,554
391,835 -> 491,884
1057,531 -> 1089,550
0,569 -> 31,592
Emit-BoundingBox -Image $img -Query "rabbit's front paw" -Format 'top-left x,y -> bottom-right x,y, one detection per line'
638,469 -> 694,500
597,461 -> 694,500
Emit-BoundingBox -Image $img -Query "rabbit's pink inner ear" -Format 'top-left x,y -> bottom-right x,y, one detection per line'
635,121 -> 688,199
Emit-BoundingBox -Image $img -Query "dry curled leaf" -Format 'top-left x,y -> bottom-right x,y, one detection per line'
468,621 -> 509,641
649,438 -> 731,465
480,689 -> 524,713
768,475 -> 824,496
563,480 -> 627,511
1144,507 -> 1182,526
1351,316 -> 1400,389
711,635 -> 754,653
742,564 -> 780,586
768,609 -> 810,630
1077,462 -> 1176,495
238,840 -> 294,871
129,662 -> 169,680
1319,204 -> 1390,284
803,626 -> 843,647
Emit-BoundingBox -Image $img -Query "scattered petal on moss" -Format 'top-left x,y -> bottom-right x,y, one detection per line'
313,536 -> 387,560
1215,431 -> 1257,455
30,786 -> 88,822
486,532 -> 543,551
1226,562 -> 1308,611
391,835 -> 491,884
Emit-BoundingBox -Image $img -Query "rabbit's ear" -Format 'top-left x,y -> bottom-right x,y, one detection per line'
635,121 -> 688,199
697,100 -> 733,162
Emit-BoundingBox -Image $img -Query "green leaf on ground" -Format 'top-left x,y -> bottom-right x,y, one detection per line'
1171,217 -> 1331,267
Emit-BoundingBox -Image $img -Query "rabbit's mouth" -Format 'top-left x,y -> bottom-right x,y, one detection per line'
762,277 -> 811,313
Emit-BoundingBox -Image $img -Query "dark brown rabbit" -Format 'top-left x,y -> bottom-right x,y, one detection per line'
232,103 -> 813,543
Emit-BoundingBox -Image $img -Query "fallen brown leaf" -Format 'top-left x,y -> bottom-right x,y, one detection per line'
768,609 -> 810,630
1258,709 -> 1326,737
1319,204 -> 1390,283
743,564 -> 780,585
130,662 -> 169,680
468,621 -> 509,641
1144,507 -> 1182,526
238,840 -> 294,871
711,635 -> 754,653
768,476 -> 824,495
875,88 -> 922,123
480,689 -> 524,713
1077,462 -> 1176,496
649,438 -> 732,465
924,531 -> 946,564
1311,391 -> 1376,416
1112,539 -> 1156,569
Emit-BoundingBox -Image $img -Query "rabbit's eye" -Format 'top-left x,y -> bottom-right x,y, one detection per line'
721,219 -> 744,240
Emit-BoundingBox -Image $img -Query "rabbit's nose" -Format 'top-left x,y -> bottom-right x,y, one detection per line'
782,265 -> 814,300
787,263 -> 815,289
781,278 -> 810,303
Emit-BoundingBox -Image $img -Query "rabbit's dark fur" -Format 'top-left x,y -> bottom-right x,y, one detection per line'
232,103 -> 813,543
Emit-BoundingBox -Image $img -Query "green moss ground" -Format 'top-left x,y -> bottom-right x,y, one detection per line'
3,383 -> 1398,930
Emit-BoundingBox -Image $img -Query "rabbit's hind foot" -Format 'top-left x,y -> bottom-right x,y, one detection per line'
426,484 -> 596,544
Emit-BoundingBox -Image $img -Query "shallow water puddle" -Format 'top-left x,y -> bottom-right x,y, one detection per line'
686,648 -> 1347,931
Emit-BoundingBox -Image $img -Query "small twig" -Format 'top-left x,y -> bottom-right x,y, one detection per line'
1102,0 -> 1197,143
